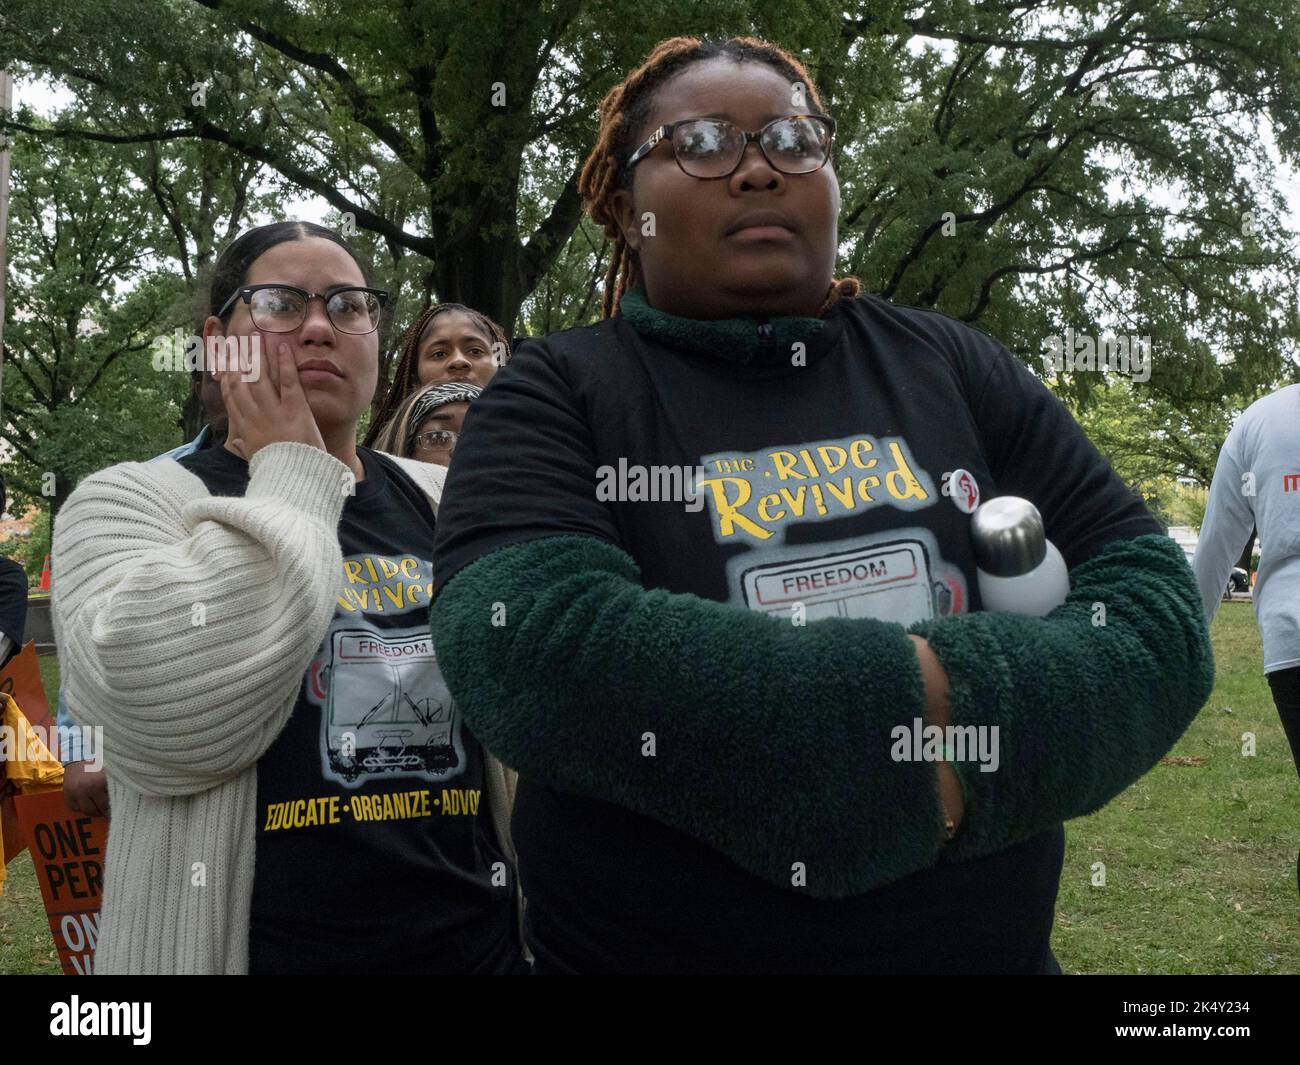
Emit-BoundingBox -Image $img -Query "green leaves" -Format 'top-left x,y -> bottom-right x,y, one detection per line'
2,0 -> 1297,496
2,128 -> 224,517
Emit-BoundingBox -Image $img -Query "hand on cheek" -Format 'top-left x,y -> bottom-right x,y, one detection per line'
258,329 -> 280,392
221,342 -> 327,460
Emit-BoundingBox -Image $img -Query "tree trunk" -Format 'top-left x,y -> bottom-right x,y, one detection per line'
432,223 -> 526,334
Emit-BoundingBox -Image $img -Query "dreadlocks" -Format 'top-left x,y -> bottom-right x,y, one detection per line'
364,303 -> 510,448
578,35 -> 861,319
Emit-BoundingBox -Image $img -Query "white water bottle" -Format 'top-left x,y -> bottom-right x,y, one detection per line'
971,496 -> 1070,616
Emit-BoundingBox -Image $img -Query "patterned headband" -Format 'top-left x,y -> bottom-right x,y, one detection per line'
406,382 -> 483,450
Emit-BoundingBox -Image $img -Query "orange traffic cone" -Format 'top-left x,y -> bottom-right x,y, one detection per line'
38,554 -> 51,592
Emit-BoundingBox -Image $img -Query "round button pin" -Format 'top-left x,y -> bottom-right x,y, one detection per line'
947,469 -> 980,513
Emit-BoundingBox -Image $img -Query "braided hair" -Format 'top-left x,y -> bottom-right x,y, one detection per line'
578,35 -> 860,319
364,303 -> 509,447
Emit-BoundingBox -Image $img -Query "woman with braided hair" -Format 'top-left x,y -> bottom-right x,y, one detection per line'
364,303 -> 507,448
428,36 -> 1213,973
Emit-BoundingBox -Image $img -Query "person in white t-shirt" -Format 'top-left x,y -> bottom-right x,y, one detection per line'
1194,383 -> 1300,771
1193,383 -> 1300,891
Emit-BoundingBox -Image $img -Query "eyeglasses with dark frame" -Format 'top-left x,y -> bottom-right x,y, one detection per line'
216,283 -> 389,335
624,114 -> 836,180
412,428 -> 458,453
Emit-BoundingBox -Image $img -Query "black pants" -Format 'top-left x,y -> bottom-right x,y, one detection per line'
1265,666 -> 1300,775
1264,666 -> 1300,897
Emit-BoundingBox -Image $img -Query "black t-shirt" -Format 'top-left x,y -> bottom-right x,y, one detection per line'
177,444 -> 518,974
431,294 -> 1161,974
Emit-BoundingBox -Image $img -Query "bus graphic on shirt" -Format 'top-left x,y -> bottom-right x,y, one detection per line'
307,622 -> 468,787
725,528 -> 965,628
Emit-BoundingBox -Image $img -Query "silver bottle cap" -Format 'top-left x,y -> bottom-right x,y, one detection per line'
971,496 -> 1047,577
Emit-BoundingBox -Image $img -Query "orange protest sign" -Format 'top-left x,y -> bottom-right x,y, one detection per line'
1,650 -> 60,884
14,790 -> 107,975
0,641 -> 52,732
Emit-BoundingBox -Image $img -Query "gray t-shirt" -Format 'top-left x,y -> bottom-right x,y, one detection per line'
1194,384 -> 1300,672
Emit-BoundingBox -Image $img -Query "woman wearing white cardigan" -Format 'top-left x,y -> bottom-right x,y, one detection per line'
52,222 -> 522,974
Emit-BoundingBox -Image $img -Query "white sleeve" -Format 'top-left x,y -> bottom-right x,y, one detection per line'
52,442 -> 351,797
1192,426 -> 1255,626
380,452 -> 446,513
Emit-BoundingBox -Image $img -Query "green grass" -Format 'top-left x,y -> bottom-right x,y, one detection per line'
1055,601 -> 1299,974
0,853 -> 61,974
36,653 -> 59,716
3,613 -> 1297,974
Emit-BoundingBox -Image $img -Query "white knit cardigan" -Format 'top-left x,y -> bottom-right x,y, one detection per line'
51,441 -> 518,974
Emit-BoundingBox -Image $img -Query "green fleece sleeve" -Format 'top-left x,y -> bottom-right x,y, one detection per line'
907,531 -> 1214,863
432,528 -> 1213,898
431,534 -> 946,899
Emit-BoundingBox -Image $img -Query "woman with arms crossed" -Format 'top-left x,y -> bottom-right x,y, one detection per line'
427,36 -> 1215,975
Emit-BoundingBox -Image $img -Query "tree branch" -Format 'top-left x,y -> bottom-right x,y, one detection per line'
193,0 -> 422,172
520,167 -> 583,293
7,116 -> 440,261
